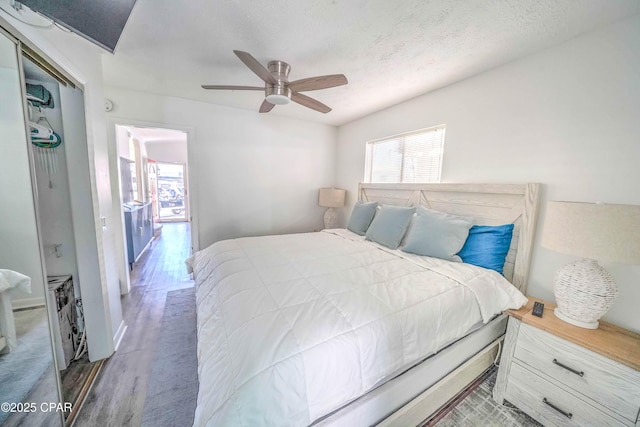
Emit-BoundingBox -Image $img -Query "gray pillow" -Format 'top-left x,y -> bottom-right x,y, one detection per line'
346,201 -> 378,235
365,205 -> 416,249
402,206 -> 474,261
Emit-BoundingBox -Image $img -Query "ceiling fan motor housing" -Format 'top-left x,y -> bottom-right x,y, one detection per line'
265,60 -> 292,104
202,50 -> 344,113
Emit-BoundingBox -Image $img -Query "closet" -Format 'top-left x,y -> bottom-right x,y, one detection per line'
0,26 -> 63,427
0,23 -> 102,426
23,55 -> 84,368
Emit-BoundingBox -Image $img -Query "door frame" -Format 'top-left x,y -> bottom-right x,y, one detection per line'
107,118 -> 198,295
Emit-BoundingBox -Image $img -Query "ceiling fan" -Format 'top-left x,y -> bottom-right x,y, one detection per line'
202,50 -> 348,114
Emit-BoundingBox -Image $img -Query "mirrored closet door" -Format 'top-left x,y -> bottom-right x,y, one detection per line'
0,28 -> 64,427
21,47 -> 100,427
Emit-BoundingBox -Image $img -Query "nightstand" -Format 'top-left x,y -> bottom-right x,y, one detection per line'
493,298 -> 640,426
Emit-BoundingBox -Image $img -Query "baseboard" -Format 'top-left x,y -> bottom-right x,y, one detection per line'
67,358 -> 105,427
113,321 -> 127,351
11,297 -> 45,310
134,237 -> 155,264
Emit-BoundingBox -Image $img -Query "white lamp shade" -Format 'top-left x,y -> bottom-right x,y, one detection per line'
541,201 -> 640,264
542,201 -> 640,329
318,188 -> 346,208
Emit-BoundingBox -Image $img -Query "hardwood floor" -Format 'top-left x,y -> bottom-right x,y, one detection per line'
73,222 -> 193,427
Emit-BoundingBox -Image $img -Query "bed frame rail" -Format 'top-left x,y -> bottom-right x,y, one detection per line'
378,337 -> 503,427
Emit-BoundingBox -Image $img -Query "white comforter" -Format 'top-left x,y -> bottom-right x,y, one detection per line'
187,229 -> 526,426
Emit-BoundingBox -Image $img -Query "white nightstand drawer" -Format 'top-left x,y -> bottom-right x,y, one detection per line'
506,363 -> 632,427
514,323 -> 640,422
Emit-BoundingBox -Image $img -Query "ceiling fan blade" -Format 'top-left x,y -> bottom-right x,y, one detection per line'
259,99 -> 275,113
288,74 -> 348,92
291,92 -> 331,113
233,50 -> 278,85
201,85 -> 264,90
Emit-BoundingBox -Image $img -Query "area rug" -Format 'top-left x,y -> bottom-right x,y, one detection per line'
141,287 -> 198,427
425,365 -> 542,426
0,308 -> 54,424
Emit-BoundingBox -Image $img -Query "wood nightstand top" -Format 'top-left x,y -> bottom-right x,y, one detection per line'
506,298 -> 640,371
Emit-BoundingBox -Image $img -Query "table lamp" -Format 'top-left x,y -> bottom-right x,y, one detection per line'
540,201 -> 640,329
318,188 -> 346,229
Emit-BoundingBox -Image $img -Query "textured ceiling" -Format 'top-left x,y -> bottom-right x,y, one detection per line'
102,0 -> 640,126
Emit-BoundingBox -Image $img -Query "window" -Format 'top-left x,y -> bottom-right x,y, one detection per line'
364,125 -> 445,183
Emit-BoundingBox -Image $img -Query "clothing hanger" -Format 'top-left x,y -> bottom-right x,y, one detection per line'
26,93 -> 47,105
29,121 -> 53,139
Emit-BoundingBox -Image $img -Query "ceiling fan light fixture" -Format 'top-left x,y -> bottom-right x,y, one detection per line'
202,50 -> 347,114
265,84 -> 292,105
266,93 -> 290,105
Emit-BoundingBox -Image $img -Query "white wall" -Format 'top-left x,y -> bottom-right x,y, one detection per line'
145,140 -> 188,164
116,126 -> 133,161
104,88 -> 338,249
336,14 -> 640,332
1,14 -> 124,359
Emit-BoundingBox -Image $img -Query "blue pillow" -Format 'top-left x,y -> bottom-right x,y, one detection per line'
402,206 -> 473,261
346,201 -> 378,235
458,224 -> 514,274
365,205 -> 415,249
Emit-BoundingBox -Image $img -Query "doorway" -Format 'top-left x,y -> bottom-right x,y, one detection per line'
111,124 -> 193,294
155,162 -> 188,222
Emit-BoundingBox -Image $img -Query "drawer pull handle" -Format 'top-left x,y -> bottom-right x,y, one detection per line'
543,398 -> 573,419
553,359 -> 584,377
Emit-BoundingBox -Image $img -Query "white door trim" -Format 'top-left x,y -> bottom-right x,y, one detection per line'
107,117 -> 199,295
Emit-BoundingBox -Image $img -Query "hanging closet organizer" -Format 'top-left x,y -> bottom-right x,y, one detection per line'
27,84 -> 62,187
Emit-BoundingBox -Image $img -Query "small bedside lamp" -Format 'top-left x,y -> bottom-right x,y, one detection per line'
541,201 -> 640,329
318,188 -> 346,229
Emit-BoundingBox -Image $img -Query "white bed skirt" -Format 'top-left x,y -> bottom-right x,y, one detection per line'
314,314 -> 507,426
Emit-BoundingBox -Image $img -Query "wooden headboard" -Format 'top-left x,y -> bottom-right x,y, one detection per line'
358,183 -> 541,294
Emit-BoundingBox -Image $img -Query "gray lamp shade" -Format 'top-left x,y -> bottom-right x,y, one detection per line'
318,188 -> 346,208
541,201 -> 640,264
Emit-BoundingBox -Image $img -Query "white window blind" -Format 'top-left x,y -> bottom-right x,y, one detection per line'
364,125 -> 445,183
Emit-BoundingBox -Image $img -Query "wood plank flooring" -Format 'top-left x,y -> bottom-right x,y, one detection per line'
73,222 -> 193,427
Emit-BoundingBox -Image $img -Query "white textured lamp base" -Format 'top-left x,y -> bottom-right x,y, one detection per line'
553,258 -> 618,330
554,307 -> 599,329
323,207 -> 338,229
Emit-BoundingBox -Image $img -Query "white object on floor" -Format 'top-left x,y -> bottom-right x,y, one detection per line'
154,223 -> 163,237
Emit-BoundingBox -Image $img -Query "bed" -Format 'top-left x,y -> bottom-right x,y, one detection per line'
0,269 -> 32,354
187,182 -> 540,426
